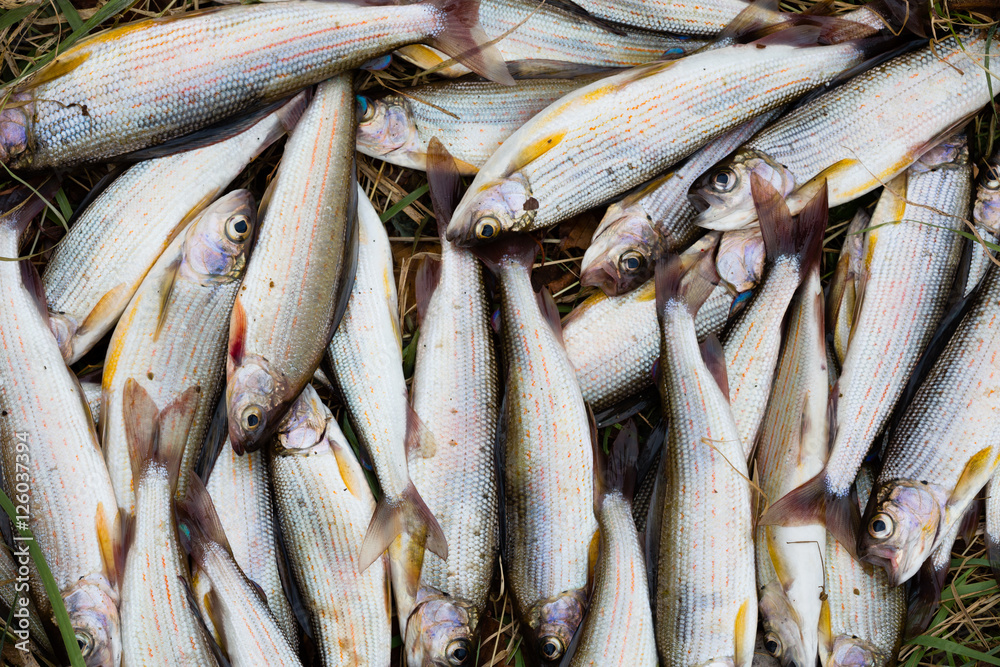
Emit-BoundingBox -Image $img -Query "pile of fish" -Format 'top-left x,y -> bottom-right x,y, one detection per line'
1,0 -> 999,665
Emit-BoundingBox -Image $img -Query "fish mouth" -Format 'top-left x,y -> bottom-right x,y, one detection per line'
693,205 -> 758,231
579,260 -> 621,296
861,548 -> 904,586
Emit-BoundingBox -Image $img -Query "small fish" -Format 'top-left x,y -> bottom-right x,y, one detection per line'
754,234 -> 828,667
227,76 -> 357,453
0,183 -> 121,667
858,259 -> 1000,585
395,0 -> 703,75
324,185 -> 447,575
356,78 -> 581,174
763,136 -> 971,553
965,147 -> 1000,295
41,94 -> 304,364
581,113 -> 776,296
826,208 -> 869,369
692,33 -> 1000,230
118,381 -> 217,666
271,385 -> 392,667
477,235 -> 595,664
445,35 -> 879,245
653,253 -> 756,666
177,476 -> 302,666
722,176 -> 826,457
204,440 -> 298,649
103,190 -> 257,515
0,0 -> 510,169
569,422 -> 657,667
399,139 -> 499,666
564,234 -> 733,411
820,466 -> 905,667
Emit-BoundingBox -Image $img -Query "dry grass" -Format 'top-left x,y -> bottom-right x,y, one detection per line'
1,0 -> 1000,665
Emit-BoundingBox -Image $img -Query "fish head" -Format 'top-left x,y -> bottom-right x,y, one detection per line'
226,354 -> 288,453
580,203 -> 655,295
0,91 -> 31,168
355,95 -> 424,169
404,587 -> 479,666
759,581 -> 813,667
826,635 -> 885,667
974,160 -> 1000,234
858,480 -> 943,586
525,588 -> 586,663
182,189 -> 257,283
446,172 -> 533,246
690,150 -> 795,231
716,228 -> 765,293
64,575 -> 121,667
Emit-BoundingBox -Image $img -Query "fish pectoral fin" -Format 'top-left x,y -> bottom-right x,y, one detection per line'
154,254 -> 182,341
112,507 -> 134,586
75,282 -> 132,340
95,503 -> 116,587
537,287 -> 565,345
946,445 -> 1000,519
733,596 -> 754,667
510,129 -> 568,173
177,575 -> 229,664
25,52 -> 91,89
788,159 -> 858,211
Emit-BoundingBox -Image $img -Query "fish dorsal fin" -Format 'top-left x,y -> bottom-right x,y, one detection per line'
537,287 -> 564,345
700,334 -> 730,401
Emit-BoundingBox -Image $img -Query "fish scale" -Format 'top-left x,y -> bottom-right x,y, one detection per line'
573,0 -> 758,34
447,38 -> 874,245
655,278 -> 756,666
824,141 -> 970,499
4,2 -> 452,168
695,33 -> 1000,230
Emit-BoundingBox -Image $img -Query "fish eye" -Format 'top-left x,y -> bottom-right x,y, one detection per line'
356,95 -> 374,123
764,632 -> 782,658
475,216 -> 500,240
75,630 -> 95,657
539,635 -> 565,661
868,513 -> 894,539
711,168 -> 737,193
446,638 -> 471,665
619,250 -> 645,273
241,405 -> 264,431
987,178 -> 1000,191
225,214 -> 252,243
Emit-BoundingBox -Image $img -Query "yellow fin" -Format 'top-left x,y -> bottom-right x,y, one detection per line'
77,282 -> 133,341
510,129 -> 567,173
766,526 -> 790,586
587,528 -> 601,586
29,52 -> 91,88
333,445 -> 369,502
789,159 -> 858,209
947,445 -> 1000,515
95,503 -> 116,586
734,597 -> 753,667
818,597 -> 832,648
615,60 -> 676,87
395,44 -> 448,71
154,256 -> 182,342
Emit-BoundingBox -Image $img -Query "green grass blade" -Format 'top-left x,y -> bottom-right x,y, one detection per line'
54,0 -> 83,31
380,184 -> 429,223
0,488 -> 86,667
0,5 -> 39,33
907,636 -> 1000,665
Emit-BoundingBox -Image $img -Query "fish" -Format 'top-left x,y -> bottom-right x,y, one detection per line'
965,147 -> 1000,295
820,466 -> 905,667
445,34 -> 880,246
564,234 -> 733,411
323,184 -> 447,574
0,0 -> 510,170
177,476 -> 302,666
722,176 -> 826,457
653,254 -> 756,666
398,139 -> 500,666
988,471 -> 1000,586
41,94 -> 305,364
395,0 -> 704,76
477,235 -> 595,664
716,227 -> 766,294
692,33 -> 1000,231
826,208 -> 869,370
204,440 -> 298,649
270,384 -> 392,667
753,229 -> 829,667
763,136 -> 971,552
569,422 -> 657,667
858,256 -> 1000,585
356,78 -> 582,175
581,113 -> 777,296
227,75 -> 358,454
118,381 -> 217,666
102,190 -> 257,515
0,183 -> 121,667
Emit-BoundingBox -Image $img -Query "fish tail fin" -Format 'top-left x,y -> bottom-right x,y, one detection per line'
593,420 -> 639,513
425,0 -> 514,85
427,136 -> 462,240
471,234 -> 539,275
123,379 -> 198,492
760,471 -> 861,557
358,482 -> 449,573
654,251 -> 719,318
176,474 -> 233,567
795,179 -> 829,273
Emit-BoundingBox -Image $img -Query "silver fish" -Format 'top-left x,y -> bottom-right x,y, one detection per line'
826,209 -> 869,370
399,140 -> 499,666
271,385 -> 392,667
